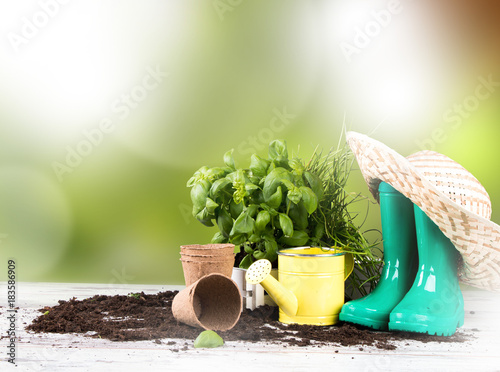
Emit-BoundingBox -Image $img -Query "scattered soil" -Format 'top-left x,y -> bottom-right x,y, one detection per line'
26,291 -> 470,349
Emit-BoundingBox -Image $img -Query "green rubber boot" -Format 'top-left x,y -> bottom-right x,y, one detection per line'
339,182 -> 419,330
388,205 -> 464,336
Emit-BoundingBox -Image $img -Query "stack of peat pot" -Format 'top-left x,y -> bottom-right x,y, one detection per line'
179,244 -> 235,286
172,244 -> 242,331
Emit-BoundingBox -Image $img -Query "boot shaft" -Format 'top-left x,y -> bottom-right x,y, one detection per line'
378,182 -> 418,280
389,205 -> 464,336
338,183 -> 419,329
413,205 -> 460,289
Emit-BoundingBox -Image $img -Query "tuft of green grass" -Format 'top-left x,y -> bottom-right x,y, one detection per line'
305,140 -> 383,300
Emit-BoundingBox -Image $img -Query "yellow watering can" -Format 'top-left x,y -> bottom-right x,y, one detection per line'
245,247 -> 354,326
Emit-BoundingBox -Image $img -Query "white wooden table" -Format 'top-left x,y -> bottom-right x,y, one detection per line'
1,282 -> 500,372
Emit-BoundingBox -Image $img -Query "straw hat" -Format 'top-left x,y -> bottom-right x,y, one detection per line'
346,131 -> 500,292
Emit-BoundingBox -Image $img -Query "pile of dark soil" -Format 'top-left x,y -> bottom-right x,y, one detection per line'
26,291 -> 470,350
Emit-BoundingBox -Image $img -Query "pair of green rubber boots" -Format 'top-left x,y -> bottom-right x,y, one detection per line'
340,182 -> 464,336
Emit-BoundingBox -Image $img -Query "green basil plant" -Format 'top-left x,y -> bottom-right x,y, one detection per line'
187,140 -> 323,269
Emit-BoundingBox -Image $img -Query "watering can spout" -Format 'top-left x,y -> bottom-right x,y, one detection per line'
245,259 -> 298,317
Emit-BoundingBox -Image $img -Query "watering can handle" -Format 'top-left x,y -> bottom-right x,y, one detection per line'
344,253 -> 354,281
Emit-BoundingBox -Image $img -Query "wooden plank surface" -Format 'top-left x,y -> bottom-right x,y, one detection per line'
1,282 -> 500,371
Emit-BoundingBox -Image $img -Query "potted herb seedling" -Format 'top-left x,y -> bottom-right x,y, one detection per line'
187,140 -> 321,269
186,139 -> 382,304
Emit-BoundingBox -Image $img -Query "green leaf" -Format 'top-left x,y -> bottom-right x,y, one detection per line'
248,174 -> 260,185
249,189 -> 265,205
209,178 -> 231,199
279,230 -> 309,246
244,242 -> 255,253
245,183 -> 259,194
230,233 -> 247,245
206,167 -> 226,181
217,208 -> 233,238
282,180 -> 302,204
279,213 -> 294,237
196,208 -> 214,227
194,330 -> 224,349
288,202 -> 308,230
266,161 -> 276,174
248,233 -> 261,243
303,171 -> 324,201
246,204 -> 260,218
249,154 -> 270,177
267,186 -> 283,209
186,176 -> 197,188
300,186 -> 318,214
263,239 -> 278,262
262,167 -> 292,201
260,203 -> 278,217
313,223 -> 325,240
285,184 -> 302,205
223,149 -> 236,169
211,232 -> 228,244
231,211 -> 255,235
239,254 -> 254,269
205,197 -> 219,214
229,199 -> 244,219
186,166 -> 210,187
253,249 -> 266,260
268,139 -> 288,163
281,179 -> 294,190
255,210 -> 271,231
190,179 -> 211,214
231,169 -> 247,204
289,158 -> 304,176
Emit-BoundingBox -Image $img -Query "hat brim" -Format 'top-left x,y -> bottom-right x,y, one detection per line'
347,131 -> 500,292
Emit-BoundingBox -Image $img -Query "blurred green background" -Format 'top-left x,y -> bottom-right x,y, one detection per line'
1,0 -> 499,284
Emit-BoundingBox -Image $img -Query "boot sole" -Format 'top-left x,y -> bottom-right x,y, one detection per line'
339,312 -> 389,331
388,308 -> 464,336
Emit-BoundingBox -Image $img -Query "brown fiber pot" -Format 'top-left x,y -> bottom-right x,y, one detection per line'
172,273 -> 242,331
180,253 -> 235,261
180,244 -> 235,256
180,256 -> 235,287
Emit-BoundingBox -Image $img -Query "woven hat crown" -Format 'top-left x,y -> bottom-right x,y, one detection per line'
346,131 -> 500,291
406,151 -> 492,220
